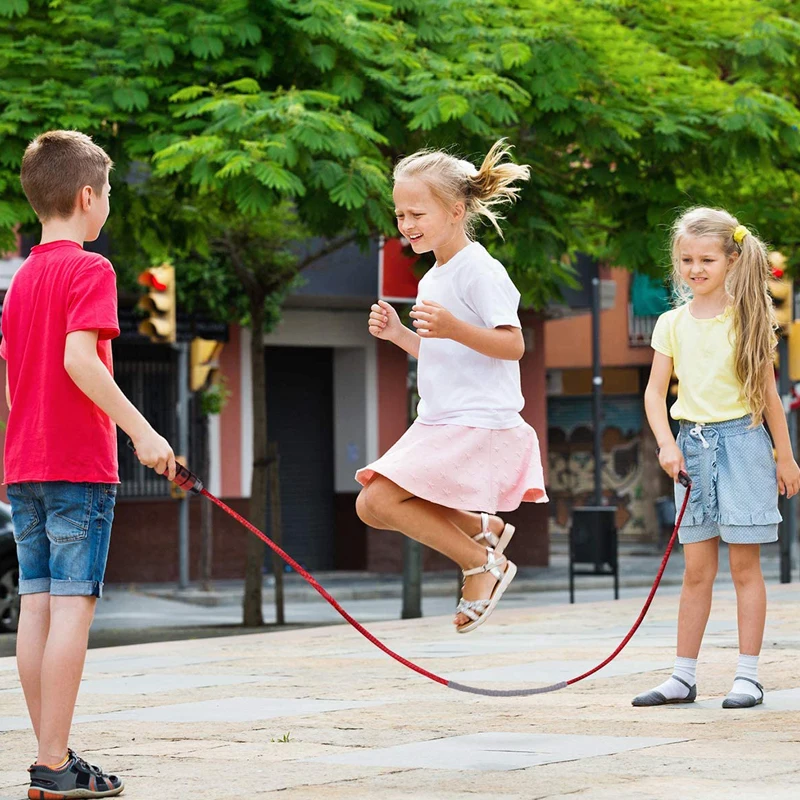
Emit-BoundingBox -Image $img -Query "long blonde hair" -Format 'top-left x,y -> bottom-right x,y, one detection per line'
670,206 -> 776,425
393,139 -> 530,237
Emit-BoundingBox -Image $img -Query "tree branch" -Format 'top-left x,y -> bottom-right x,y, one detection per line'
218,230 -> 259,295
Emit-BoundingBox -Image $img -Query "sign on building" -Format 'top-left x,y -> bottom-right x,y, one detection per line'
379,237 -> 421,302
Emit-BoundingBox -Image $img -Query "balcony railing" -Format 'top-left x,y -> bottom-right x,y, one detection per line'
628,303 -> 659,347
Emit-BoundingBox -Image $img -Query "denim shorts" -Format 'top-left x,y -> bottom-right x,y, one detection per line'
7,481 -> 117,597
674,416 -> 781,545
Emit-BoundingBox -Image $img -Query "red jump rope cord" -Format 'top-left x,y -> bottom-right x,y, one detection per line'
200,489 -> 449,687
195,472 -> 692,698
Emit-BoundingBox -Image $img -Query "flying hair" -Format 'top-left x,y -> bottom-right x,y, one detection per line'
393,139 -> 530,237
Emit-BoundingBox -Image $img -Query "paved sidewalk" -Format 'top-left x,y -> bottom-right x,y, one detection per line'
130,540 -> 785,606
2,578 -> 800,798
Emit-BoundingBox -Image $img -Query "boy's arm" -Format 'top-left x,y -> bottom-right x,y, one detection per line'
5,371 -> 9,411
64,330 -> 177,479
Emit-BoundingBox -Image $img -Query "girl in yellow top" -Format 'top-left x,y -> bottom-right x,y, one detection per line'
632,207 -> 800,709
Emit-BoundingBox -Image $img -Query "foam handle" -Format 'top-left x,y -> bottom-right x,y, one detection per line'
172,463 -> 204,495
126,439 -> 204,494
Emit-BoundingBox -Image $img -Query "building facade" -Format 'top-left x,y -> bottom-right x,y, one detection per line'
0,237 -> 551,582
544,267 -> 671,543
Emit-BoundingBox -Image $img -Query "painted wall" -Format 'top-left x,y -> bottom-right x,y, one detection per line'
545,268 -> 653,369
547,394 -> 649,541
334,348 -> 369,493
219,324 -> 244,497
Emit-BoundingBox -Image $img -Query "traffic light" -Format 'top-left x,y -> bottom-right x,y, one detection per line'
137,265 -> 176,343
190,337 -> 224,392
768,252 -> 793,334
788,320 -> 800,382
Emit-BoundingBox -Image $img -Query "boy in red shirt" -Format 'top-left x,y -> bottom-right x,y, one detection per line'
2,130 -> 176,799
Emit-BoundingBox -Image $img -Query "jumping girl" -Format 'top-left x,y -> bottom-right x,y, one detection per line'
355,140 -> 547,633
633,207 -> 800,708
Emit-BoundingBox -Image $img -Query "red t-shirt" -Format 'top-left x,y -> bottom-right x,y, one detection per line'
0,240 -> 120,484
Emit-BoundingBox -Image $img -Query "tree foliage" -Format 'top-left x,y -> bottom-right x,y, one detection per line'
3,0 -> 800,299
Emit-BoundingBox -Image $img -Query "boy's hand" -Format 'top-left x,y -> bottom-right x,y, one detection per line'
369,300 -> 403,342
658,442 -> 686,482
410,300 -> 460,339
777,457 -> 800,499
133,430 -> 177,480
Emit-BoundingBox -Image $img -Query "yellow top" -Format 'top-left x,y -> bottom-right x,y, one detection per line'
651,304 -> 749,423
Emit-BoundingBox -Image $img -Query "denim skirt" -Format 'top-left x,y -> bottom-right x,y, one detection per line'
674,415 -> 781,545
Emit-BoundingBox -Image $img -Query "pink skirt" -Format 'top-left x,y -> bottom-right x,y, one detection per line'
355,421 -> 548,514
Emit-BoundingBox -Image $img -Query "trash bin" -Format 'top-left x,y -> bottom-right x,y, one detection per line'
569,506 -> 618,604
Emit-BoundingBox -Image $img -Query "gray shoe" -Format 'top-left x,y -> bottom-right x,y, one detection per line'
632,675 -> 697,707
28,748 -> 124,798
722,676 -> 764,709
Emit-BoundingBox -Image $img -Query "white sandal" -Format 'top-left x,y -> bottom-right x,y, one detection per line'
472,512 -> 515,556
455,547 -> 517,634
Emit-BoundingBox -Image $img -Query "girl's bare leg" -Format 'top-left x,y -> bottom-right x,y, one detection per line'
357,477 -> 506,625
357,489 -> 504,540
728,543 -> 766,657
676,538 -> 719,658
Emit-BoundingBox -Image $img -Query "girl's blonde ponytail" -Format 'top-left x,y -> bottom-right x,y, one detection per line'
467,139 -> 530,236
727,231 -> 776,426
393,139 -> 529,237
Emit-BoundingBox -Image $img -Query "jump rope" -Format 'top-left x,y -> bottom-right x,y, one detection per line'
156,446 -> 692,698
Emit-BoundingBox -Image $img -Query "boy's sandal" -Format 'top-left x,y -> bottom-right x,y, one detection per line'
455,547 -> 517,634
28,748 -> 124,799
722,676 -> 764,709
472,512 -> 515,556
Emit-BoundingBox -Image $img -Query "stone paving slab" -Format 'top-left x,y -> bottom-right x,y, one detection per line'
0,674 -> 266,697
309,731 -> 686,770
449,659 -> 671,683
1,583 -> 800,798
82,654 -> 229,673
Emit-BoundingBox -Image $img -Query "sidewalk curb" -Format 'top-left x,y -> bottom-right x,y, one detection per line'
136,573 -> 691,607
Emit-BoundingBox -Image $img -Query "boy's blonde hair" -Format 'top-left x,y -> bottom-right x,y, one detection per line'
20,130 -> 112,221
393,139 -> 529,237
670,206 -> 776,425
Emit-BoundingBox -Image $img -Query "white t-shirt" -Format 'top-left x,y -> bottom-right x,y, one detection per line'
415,241 -> 524,429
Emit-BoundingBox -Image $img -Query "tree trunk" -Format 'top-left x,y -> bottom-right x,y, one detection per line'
268,441 -> 285,625
243,294 -> 267,627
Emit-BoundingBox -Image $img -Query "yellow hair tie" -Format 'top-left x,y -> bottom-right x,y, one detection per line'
733,225 -> 749,244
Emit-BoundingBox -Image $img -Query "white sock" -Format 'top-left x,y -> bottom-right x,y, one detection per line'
730,654 -> 761,699
649,656 -> 697,700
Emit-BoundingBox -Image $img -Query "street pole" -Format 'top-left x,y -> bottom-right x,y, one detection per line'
591,274 -> 603,506
402,353 -> 422,619
778,336 -> 794,583
789,407 -> 798,580
401,537 -> 423,619
177,341 -> 190,590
